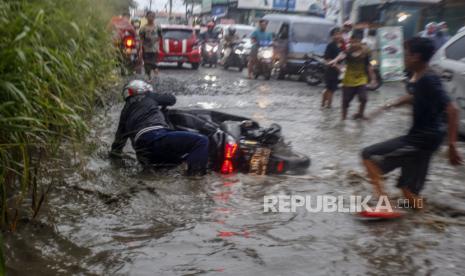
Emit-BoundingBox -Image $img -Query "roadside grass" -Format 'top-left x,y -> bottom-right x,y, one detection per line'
0,0 -> 132,233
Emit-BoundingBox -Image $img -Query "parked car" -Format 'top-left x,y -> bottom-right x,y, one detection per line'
263,14 -> 335,76
430,30 -> 465,135
158,25 -> 201,69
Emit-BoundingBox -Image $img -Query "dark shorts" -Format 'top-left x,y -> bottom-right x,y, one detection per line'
325,73 -> 339,92
325,69 -> 339,91
361,136 -> 434,195
342,85 -> 367,109
143,52 -> 158,74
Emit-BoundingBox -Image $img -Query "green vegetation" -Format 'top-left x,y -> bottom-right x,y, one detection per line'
0,0 -> 134,233
0,233 -> 3,276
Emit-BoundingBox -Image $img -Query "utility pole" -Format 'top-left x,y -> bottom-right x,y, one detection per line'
169,0 -> 173,18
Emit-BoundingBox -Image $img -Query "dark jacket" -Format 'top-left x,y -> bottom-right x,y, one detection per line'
111,93 -> 176,154
200,30 -> 218,42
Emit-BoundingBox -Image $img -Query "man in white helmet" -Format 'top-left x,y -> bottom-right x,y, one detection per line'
110,80 -> 209,176
221,26 -> 239,65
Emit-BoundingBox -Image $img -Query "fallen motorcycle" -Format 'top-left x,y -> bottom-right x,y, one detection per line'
164,109 -> 310,175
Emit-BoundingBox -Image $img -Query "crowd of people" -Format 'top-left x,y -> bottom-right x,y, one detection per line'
109,12 -> 463,209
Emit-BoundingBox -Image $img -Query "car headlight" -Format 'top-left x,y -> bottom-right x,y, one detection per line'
258,49 -> 273,59
234,49 -> 243,55
213,46 -> 218,52
370,59 -> 378,66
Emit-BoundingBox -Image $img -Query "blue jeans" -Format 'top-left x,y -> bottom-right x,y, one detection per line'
135,129 -> 209,172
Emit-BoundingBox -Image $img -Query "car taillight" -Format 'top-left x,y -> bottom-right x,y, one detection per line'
221,142 -> 238,174
124,36 -> 135,48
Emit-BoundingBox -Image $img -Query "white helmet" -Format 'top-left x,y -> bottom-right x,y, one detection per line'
122,80 -> 153,100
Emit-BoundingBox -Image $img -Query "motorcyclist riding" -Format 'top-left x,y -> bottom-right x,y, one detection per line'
110,80 -> 209,176
200,21 -> 219,66
200,21 -> 218,42
221,26 -> 240,64
131,17 -> 141,30
248,19 -> 273,79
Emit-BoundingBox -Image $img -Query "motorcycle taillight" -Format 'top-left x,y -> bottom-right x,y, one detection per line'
276,161 -> 285,173
221,159 -> 234,174
224,142 -> 238,159
124,36 -> 135,48
221,142 -> 238,174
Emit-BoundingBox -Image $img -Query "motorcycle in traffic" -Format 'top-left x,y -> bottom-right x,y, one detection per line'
202,39 -> 219,67
222,42 -> 246,72
119,30 -> 139,75
253,46 -> 274,80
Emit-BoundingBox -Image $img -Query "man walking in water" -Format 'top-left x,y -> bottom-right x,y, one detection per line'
139,11 -> 161,80
321,27 -> 343,109
329,30 -> 377,120
362,37 -> 462,207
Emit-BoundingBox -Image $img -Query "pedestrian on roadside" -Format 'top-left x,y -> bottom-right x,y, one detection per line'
321,27 -> 343,109
420,22 -> 437,39
330,30 -> 377,120
436,21 -> 450,49
361,37 -> 463,207
139,11 -> 162,80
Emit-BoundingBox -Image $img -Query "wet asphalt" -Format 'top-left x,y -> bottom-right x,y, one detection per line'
5,64 -> 465,276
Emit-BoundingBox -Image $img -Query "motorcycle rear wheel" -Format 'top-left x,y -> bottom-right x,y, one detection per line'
304,69 -> 322,86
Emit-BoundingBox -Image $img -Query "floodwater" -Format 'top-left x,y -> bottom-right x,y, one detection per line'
5,66 -> 465,275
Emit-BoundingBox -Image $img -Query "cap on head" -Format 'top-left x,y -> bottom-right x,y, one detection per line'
122,80 -> 153,100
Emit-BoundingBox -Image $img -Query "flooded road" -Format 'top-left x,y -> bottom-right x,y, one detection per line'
5,66 -> 465,275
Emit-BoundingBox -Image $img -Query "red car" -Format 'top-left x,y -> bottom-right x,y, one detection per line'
158,25 -> 200,69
